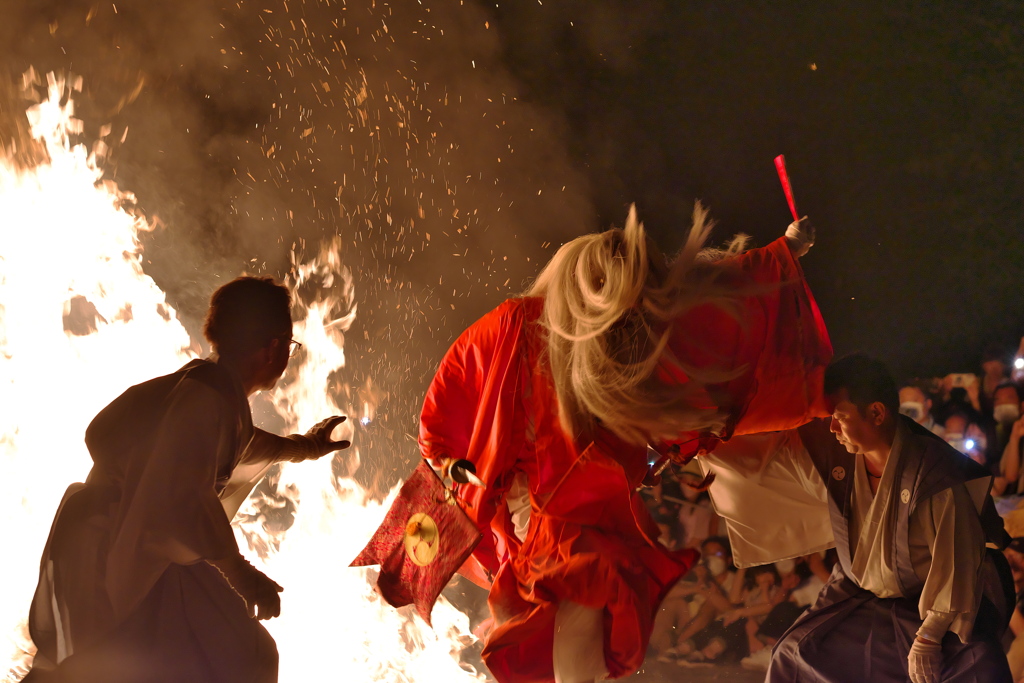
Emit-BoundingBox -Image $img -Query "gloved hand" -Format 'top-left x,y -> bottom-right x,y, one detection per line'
306,415 -> 351,453
907,636 -> 942,683
210,554 -> 284,620
785,216 -> 815,257
285,415 -> 351,460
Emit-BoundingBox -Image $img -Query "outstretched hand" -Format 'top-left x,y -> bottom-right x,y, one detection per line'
785,216 -> 815,257
304,415 -> 352,456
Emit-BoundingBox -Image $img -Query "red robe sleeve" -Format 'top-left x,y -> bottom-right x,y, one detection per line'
662,237 -> 833,457
419,299 -> 528,583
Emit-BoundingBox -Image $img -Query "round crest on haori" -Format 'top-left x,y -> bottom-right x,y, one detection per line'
404,512 -> 441,566
831,466 -> 845,481
901,488 -> 911,505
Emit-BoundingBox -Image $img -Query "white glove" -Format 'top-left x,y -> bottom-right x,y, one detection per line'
282,415 -> 351,461
907,636 -> 942,683
785,217 -> 814,257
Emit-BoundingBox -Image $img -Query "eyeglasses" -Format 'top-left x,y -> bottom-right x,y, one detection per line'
283,338 -> 302,357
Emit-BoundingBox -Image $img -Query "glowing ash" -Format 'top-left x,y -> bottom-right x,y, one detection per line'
2,76 -> 483,682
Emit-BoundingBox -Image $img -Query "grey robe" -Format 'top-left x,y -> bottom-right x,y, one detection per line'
767,416 -> 1013,683
24,360 -> 291,683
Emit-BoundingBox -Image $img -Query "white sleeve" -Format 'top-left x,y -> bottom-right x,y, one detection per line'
701,430 -> 834,567
912,485 -> 985,643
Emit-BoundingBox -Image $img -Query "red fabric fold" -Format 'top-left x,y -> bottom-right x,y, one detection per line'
414,237 -> 833,682
659,236 -> 833,458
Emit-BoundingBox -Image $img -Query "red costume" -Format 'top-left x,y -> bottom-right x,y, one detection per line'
418,236 -> 832,682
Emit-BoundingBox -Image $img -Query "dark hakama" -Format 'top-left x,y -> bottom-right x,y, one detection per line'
768,568 -> 1011,683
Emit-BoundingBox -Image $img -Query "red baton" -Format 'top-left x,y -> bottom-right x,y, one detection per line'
774,155 -> 799,221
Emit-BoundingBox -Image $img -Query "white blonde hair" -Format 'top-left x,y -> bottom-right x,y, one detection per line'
526,203 -> 749,446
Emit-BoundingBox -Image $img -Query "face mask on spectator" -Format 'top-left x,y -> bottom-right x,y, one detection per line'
775,558 -> 796,575
899,401 -> 925,421
705,557 -> 727,576
995,404 -> 1021,424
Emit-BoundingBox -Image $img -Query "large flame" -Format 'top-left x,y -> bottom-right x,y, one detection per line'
2,75 -> 483,682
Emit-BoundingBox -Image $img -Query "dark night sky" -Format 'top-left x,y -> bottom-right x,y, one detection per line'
3,0 -> 1024,467
7,3 -> 1023,674
488,1 -> 1024,382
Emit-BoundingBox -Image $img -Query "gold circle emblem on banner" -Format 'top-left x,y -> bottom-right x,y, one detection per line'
404,512 -> 440,566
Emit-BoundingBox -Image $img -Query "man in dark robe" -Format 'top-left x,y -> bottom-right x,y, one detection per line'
24,276 -> 349,683
698,354 -> 1013,682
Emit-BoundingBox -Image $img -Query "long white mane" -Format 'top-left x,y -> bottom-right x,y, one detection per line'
526,203 -> 748,445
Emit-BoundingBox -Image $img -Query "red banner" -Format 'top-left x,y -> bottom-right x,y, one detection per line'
351,460 -> 483,625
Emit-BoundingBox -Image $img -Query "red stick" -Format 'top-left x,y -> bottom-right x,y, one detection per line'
774,155 -> 799,221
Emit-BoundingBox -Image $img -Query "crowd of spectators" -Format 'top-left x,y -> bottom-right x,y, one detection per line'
642,339 -> 1024,677
894,343 -> 1024,491
648,536 -> 834,670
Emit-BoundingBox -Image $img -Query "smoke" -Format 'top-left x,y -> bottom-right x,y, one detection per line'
0,0 -> 595,486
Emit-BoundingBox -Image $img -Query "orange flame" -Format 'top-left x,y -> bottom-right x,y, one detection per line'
2,74 -> 483,682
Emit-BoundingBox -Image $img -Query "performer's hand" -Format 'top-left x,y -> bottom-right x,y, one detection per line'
300,415 -> 352,458
210,555 -> 284,620
247,570 -> 284,621
785,216 -> 814,257
907,636 -> 942,683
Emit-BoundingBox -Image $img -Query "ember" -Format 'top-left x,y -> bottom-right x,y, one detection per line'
2,75 -> 483,682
